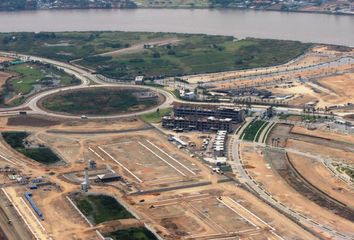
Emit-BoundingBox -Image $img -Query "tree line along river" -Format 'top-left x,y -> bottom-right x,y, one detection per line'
0,8 -> 353,46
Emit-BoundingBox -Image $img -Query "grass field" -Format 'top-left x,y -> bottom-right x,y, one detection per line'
1,131 -> 60,164
1,63 -> 80,107
0,32 -> 179,62
242,120 -> 266,141
76,194 -> 134,225
6,63 -> 79,95
0,32 -> 311,80
42,88 -> 159,116
140,108 -> 172,123
105,227 -> 158,240
80,37 -> 311,80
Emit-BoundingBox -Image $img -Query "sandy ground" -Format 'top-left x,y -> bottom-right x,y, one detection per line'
241,142 -> 354,236
291,125 -> 354,145
100,38 -> 181,57
287,152 -> 354,209
316,72 -> 354,105
0,57 -> 13,63
130,183 -> 317,240
287,139 -> 354,165
0,115 -> 319,240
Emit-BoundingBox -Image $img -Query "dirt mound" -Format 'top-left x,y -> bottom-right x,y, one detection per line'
7,116 -> 60,127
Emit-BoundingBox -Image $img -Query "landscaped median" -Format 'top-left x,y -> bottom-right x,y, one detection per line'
241,120 -> 268,142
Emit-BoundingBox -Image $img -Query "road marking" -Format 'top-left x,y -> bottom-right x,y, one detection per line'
88,147 -> 105,161
145,139 -> 196,175
0,150 -> 18,165
217,197 -> 258,228
138,141 -> 186,177
97,146 -> 143,183
226,197 -> 274,230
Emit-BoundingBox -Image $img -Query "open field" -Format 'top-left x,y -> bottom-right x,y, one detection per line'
105,227 -> 158,240
80,37 -> 310,80
42,87 -> 161,116
6,63 -> 79,95
73,193 -> 134,225
1,63 -> 80,107
0,32 -> 181,62
287,152 -> 354,209
140,107 -> 172,123
0,32 -> 310,80
1,131 -> 61,164
91,134 -> 206,191
132,183 -> 317,239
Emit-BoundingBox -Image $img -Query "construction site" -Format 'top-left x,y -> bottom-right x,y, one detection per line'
0,43 -> 353,240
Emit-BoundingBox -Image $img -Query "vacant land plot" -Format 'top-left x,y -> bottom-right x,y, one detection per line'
105,227 -> 158,240
80,37 -> 310,80
1,63 -> 79,106
7,63 -> 79,95
96,136 -> 201,190
288,153 -> 354,209
1,131 -> 61,164
74,194 -> 133,225
0,32 -> 310,80
316,72 -> 354,106
42,87 -> 160,116
0,32 -> 180,61
136,192 -> 278,239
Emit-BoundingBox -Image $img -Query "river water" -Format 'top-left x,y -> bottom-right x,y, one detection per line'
0,9 -> 353,46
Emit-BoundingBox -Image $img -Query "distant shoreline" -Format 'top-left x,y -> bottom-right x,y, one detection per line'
0,6 -> 353,16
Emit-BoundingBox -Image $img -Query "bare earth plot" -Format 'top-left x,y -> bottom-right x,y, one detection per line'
93,135 -> 206,191
100,38 -> 181,57
133,186 -> 300,240
240,142 -> 354,237
287,152 -> 354,209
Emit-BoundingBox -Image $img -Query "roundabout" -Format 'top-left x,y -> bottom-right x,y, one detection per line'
39,86 -> 165,117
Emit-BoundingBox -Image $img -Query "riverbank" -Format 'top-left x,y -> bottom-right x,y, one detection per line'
0,9 -> 352,46
0,5 -> 353,16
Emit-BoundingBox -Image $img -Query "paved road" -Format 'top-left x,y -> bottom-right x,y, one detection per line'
228,121 -> 354,240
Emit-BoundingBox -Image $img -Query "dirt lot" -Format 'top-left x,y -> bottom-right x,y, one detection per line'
131,183 -> 316,240
0,57 -> 13,63
0,116 -> 350,240
316,72 -> 354,105
88,132 -> 211,191
241,142 -> 354,236
288,152 -> 354,209
291,125 -> 354,145
0,71 -> 11,87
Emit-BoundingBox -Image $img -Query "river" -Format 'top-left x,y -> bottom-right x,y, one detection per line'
0,9 -> 353,46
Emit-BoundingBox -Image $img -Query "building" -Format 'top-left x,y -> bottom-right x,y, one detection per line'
162,116 -> 234,132
214,130 -> 228,157
135,76 -> 144,84
173,105 -> 245,123
96,172 -> 121,183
